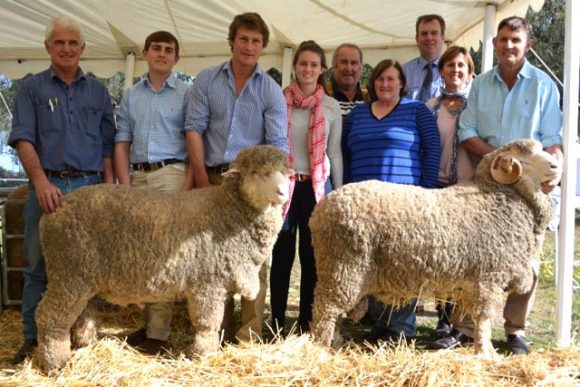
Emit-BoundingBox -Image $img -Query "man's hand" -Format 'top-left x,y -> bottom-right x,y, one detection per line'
543,144 -> 564,194
541,179 -> 560,194
35,179 -> 63,213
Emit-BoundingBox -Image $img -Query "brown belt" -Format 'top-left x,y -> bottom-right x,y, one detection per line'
207,163 -> 230,174
295,173 -> 311,182
44,170 -> 101,179
132,159 -> 182,172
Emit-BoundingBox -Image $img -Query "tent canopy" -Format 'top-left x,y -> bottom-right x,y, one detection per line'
0,0 -> 544,78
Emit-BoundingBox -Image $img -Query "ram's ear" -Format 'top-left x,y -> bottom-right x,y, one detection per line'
490,153 -> 522,184
286,168 -> 295,177
222,168 -> 240,178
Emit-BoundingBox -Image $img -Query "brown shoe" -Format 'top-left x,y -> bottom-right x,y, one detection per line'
125,328 -> 147,347
12,338 -> 38,365
138,338 -> 169,355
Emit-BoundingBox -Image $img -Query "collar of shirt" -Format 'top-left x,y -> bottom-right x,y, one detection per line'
492,58 -> 532,84
49,65 -> 86,83
143,71 -> 178,91
223,60 -> 263,82
330,77 -> 364,102
415,56 -> 439,69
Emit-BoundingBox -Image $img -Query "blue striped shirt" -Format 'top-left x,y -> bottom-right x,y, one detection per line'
343,98 -> 440,188
185,61 -> 288,166
402,57 -> 443,102
115,73 -> 189,163
459,59 -> 562,148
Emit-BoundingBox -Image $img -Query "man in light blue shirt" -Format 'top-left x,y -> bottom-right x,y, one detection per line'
402,14 -> 446,102
432,16 -> 563,355
184,12 -> 288,343
114,31 -> 189,355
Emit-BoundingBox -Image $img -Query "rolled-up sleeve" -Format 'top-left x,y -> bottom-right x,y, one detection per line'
114,89 -> 132,143
184,70 -> 210,134
538,80 -> 563,148
458,78 -> 480,143
263,82 -> 288,153
8,80 -> 37,148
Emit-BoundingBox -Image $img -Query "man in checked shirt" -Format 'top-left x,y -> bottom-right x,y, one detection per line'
114,30 -> 190,355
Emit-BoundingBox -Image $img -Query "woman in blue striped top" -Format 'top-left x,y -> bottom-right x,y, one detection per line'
342,59 -> 441,343
343,59 -> 440,187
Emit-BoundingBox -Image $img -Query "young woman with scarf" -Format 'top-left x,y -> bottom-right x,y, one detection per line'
426,46 -> 477,347
270,40 -> 343,335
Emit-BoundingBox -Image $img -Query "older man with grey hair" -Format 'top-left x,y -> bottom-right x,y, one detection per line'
8,15 -> 115,364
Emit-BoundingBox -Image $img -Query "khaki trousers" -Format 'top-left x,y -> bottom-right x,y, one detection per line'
132,163 -> 186,341
452,233 -> 544,338
208,168 -> 267,341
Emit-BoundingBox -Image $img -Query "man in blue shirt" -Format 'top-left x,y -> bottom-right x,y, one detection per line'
114,31 -> 189,355
402,14 -> 446,102
184,12 -> 288,343
431,16 -> 563,355
8,15 -> 115,364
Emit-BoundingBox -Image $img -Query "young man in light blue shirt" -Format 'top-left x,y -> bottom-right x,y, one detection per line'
114,30 -> 189,355
184,12 -> 288,343
431,16 -> 563,355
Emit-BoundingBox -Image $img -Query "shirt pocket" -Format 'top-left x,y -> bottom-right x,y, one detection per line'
35,100 -> 62,133
83,106 -> 103,141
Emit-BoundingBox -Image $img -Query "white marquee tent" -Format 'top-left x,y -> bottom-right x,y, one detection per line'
0,0 -> 578,347
0,0 -> 547,80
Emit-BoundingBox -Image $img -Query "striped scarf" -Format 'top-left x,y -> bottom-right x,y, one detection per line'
283,82 -> 329,215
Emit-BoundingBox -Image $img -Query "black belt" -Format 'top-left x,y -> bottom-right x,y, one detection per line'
132,159 -> 182,172
45,170 -> 101,179
206,163 -> 230,174
295,173 -> 311,182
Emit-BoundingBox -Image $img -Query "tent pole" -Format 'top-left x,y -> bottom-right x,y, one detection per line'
556,0 -> 579,348
282,47 -> 293,89
124,52 -> 135,90
481,3 -> 496,73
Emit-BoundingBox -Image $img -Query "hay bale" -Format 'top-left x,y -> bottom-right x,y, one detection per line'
4,184 -> 27,235
0,306 -> 578,386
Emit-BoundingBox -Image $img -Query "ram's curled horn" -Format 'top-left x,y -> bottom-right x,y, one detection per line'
490,154 -> 522,184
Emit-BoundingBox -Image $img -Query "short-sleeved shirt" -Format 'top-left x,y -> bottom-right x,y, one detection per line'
8,67 -> 115,172
184,61 -> 288,166
115,73 -> 189,163
459,59 -> 562,148
402,56 -> 444,102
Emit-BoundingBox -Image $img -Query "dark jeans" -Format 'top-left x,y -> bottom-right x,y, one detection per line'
270,181 -> 317,332
370,299 -> 417,337
22,175 -> 102,339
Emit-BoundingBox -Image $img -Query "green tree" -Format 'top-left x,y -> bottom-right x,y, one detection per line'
526,0 -> 565,96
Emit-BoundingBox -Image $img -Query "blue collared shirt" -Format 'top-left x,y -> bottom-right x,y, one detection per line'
185,61 -> 288,166
402,56 -> 443,102
115,73 -> 189,163
8,67 -> 115,172
459,59 -> 562,148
